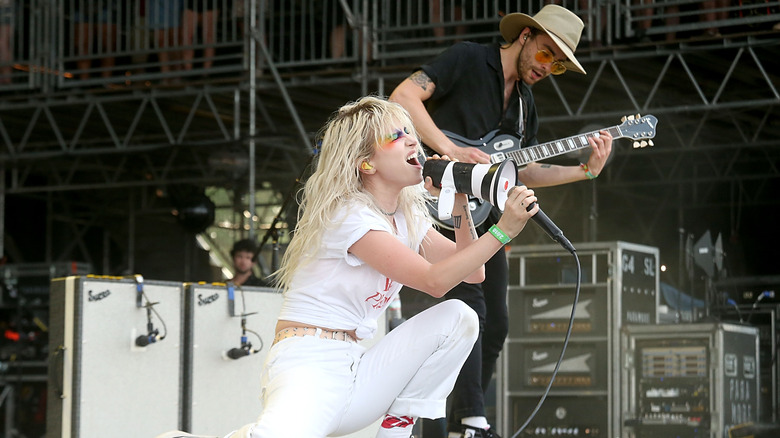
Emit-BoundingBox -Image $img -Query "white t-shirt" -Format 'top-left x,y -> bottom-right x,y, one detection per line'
277,201 -> 431,339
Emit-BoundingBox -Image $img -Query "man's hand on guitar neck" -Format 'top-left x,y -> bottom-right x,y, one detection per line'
443,140 -> 491,164
582,129 -> 613,176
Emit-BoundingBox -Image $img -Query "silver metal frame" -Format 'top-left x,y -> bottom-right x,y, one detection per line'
0,0 -> 777,306
501,240 -> 660,437
621,322 -> 761,438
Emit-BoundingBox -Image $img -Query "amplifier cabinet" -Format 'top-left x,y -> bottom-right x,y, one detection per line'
47,276 -> 184,438
508,285 -> 609,339
500,241 -> 659,438
505,341 -> 608,392
184,283 -> 283,435
184,283 -> 387,438
621,323 -> 760,438
510,395 -> 609,437
716,305 -> 778,423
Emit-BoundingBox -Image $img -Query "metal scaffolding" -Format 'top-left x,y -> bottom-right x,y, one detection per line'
0,0 -> 778,275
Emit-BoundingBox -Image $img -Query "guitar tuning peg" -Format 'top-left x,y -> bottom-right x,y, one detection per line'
627,115 -> 635,120
621,116 -> 627,122
648,140 -> 654,147
640,140 -> 648,148
636,113 -> 641,119
633,141 -> 640,148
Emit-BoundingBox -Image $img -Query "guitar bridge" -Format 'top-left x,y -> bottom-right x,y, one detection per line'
491,152 -> 505,163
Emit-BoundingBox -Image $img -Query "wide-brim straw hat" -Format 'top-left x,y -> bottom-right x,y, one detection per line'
499,4 -> 586,74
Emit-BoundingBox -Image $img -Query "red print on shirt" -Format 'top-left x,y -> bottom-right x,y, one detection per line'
365,277 -> 393,309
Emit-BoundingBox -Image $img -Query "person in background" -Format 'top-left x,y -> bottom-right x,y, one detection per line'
631,0 -> 655,43
148,0 -> 184,83
390,5 -> 613,437
182,0 -> 219,71
701,0 -> 729,37
0,0 -> 13,84
69,0 -> 120,80
229,238 -> 269,287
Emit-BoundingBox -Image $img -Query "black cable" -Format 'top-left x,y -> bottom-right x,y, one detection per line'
256,150 -> 318,272
141,290 -> 168,341
510,250 -> 581,438
715,291 -> 743,323
237,286 -> 263,353
245,326 -> 264,352
729,299 -> 743,323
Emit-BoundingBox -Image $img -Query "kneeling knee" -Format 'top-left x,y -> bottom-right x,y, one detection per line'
447,299 -> 479,340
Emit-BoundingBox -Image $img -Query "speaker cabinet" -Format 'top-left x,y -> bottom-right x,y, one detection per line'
46,277 -> 387,438
500,241 -> 659,438
184,283 -> 282,435
184,282 -> 387,438
47,276 -> 184,438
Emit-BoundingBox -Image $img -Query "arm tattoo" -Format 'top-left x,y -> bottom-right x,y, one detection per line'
410,70 -> 433,92
539,164 -> 552,168
465,212 -> 478,241
452,204 -> 478,240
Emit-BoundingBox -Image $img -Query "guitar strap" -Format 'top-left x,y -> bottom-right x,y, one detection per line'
475,81 -> 529,231
515,81 -> 528,145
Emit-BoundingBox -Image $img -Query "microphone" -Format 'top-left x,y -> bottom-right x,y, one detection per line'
526,202 -> 575,254
135,331 -> 162,347
509,185 -> 575,254
226,347 -> 251,359
225,316 -> 262,360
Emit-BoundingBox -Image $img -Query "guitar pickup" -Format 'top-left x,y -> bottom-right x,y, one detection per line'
491,152 -> 506,163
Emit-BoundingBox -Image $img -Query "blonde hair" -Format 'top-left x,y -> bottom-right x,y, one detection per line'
273,96 -> 430,291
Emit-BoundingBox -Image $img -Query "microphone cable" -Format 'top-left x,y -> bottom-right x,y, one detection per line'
228,313 -> 264,358
746,290 -> 773,325
226,285 -> 264,358
712,290 -> 743,323
510,249 -> 581,438
237,286 -> 263,351
137,289 -> 168,345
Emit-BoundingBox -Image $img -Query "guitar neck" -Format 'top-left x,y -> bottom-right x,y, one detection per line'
502,125 -> 622,166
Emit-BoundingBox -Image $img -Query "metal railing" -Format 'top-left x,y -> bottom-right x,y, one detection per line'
0,0 -> 364,92
373,0 -> 780,61
55,0 -> 245,89
1,0 -> 38,92
0,0 -> 777,93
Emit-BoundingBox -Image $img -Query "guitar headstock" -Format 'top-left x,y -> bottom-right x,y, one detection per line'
619,114 -> 657,148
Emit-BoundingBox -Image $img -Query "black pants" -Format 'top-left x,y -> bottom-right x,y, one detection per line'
412,224 -> 510,437
411,225 -> 508,434
444,245 -> 509,432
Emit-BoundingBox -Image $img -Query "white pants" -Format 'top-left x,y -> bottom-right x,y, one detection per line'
230,299 -> 478,438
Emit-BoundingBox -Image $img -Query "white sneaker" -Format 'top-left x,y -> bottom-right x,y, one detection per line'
461,425 -> 501,438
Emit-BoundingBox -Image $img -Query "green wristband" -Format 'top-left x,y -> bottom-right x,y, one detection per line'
580,163 -> 598,180
488,225 -> 511,245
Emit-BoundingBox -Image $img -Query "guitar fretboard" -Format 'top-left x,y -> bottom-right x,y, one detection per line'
501,126 -> 622,165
